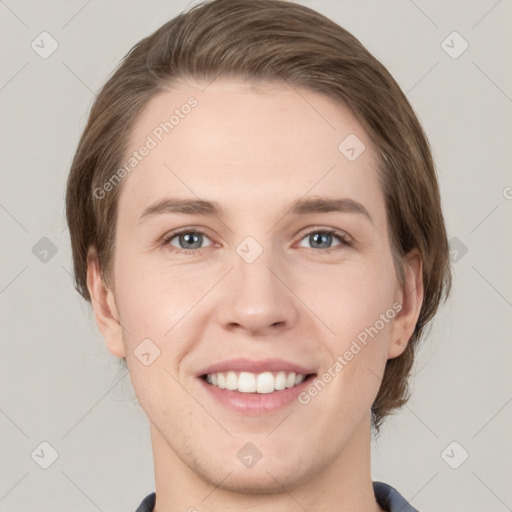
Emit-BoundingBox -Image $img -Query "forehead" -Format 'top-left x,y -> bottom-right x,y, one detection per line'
118,78 -> 384,224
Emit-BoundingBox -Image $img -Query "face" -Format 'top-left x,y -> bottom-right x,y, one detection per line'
88,78 -> 420,494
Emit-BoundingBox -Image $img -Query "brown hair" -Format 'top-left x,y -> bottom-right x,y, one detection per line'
65,0 -> 451,434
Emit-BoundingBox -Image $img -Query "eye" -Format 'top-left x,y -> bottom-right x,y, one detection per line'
162,229 -> 213,255
161,226 -> 352,256
297,227 -> 352,251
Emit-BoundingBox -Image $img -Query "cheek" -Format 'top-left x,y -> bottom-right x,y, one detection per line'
111,248 -> 216,393
112,245 -> 193,336
309,257 -> 397,338
302,265 -> 397,414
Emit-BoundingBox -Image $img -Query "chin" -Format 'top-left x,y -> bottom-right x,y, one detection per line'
207,463 -> 311,495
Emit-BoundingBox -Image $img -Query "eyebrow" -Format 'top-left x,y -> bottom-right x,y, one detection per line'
138,196 -> 372,224
289,196 -> 372,223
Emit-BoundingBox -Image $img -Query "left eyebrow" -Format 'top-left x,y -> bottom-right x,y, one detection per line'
288,196 -> 373,224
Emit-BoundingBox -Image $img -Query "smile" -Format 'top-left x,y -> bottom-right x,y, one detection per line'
198,371 -> 317,415
202,370 -> 312,393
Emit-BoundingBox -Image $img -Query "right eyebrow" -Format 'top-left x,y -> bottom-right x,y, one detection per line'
138,198 -> 224,223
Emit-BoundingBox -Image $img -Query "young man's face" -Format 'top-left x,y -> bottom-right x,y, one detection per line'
88,79 -> 421,495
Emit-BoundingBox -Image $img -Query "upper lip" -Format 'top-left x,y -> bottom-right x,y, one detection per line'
196,358 -> 317,377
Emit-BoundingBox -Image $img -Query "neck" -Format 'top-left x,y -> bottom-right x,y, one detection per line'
150,413 -> 383,512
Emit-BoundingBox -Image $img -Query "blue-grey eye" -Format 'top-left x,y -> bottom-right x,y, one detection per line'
298,231 -> 343,249
168,231 -> 212,250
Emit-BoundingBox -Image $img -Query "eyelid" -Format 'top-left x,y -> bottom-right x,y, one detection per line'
163,225 -> 215,239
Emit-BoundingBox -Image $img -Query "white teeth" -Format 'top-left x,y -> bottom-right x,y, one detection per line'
239,372 -> 257,392
225,371 -> 238,390
204,370 -> 309,393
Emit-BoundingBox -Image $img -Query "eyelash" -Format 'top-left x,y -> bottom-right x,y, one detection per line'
161,226 -> 353,256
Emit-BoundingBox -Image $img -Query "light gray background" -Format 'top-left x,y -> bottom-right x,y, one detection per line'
1,0 -> 511,511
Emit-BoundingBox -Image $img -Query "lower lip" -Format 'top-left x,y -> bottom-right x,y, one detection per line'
197,375 -> 315,415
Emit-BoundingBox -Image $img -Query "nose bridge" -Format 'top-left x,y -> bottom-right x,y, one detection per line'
217,234 -> 298,333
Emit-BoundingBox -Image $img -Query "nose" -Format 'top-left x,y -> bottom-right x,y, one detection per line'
215,245 -> 300,336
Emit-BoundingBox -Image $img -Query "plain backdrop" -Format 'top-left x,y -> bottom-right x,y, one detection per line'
1,1 -> 511,511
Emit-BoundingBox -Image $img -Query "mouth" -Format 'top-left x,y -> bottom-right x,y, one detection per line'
197,371 -> 317,415
199,371 -> 317,394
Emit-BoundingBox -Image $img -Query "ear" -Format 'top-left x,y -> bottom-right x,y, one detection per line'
86,248 -> 126,359
388,249 -> 423,359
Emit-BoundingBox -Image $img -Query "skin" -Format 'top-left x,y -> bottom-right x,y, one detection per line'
87,78 -> 423,512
